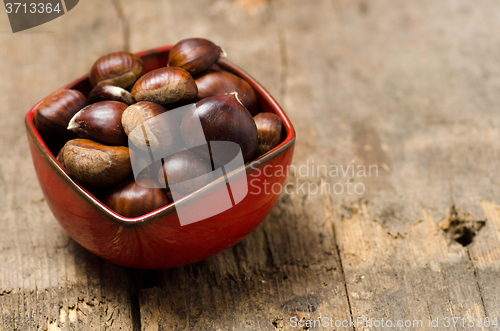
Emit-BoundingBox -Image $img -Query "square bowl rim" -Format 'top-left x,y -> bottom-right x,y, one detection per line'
25,45 -> 296,226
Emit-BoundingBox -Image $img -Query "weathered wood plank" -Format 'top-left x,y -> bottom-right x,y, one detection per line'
2,0 -> 500,329
139,192 -> 352,331
272,0 -> 500,329
0,1 -> 137,329
333,202 -> 488,330
133,0 -> 500,329
275,0 -> 500,235
124,0 -> 353,329
470,202 -> 500,321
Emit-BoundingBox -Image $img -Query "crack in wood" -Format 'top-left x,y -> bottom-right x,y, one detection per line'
326,194 -> 356,330
127,268 -> 143,331
467,250 -> 489,321
111,0 -> 130,52
277,29 -> 288,104
334,239 -> 356,331
267,0 -> 288,104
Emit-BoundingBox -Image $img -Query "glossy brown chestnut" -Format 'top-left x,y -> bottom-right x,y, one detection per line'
131,67 -> 198,104
88,84 -> 135,105
195,69 -> 258,115
89,51 -> 144,88
67,101 -> 129,146
254,112 -> 283,157
62,139 -> 132,187
34,89 -> 88,137
158,149 -> 214,197
180,93 -> 258,164
208,62 -> 224,71
103,177 -> 170,218
122,101 -> 182,155
168,38 -> 225,76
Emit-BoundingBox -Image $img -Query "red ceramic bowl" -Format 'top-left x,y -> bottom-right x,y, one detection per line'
25,45 -> 295,269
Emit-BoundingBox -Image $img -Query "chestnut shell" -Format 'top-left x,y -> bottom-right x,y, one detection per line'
195,69 -> 259,115
122,101 -> 182,155
158,149 -> 214,196
131,67 -> 198,104
180,93 -> 258,164
34,89 -> 88,137
103,178 -> 170,218
67,101 -> 129,146
254,112 -> 283,157
62,138 -> 132,187
88,84 -> 135,105
89,51 -> 144,88
168,38 -> 224,76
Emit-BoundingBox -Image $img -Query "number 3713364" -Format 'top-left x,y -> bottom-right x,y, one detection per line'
442,317 -> 498,328
5,2 -> 61,14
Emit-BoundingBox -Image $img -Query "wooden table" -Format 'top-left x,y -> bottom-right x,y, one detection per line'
1,0 -> 500,329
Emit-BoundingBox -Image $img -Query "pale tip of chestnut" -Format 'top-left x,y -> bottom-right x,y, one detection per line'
67,115 -> 80,132
230,91 -> 244,107
219,46 -> 227,59
104,85 -> 131,98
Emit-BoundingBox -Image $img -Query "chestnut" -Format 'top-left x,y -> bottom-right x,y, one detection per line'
34,89 -> 88,137
61,139 -> 132,187
208,63 -> 224,71
195,69 -> 258,115
168,38 -> 225,75
158,149 -> 214,197
180,93 -> 258,164
89,51 -> 144,88
88,84 -> 135,105
129,148 -> 164,183
254,113 -> 283,157
56,147 -> 65,167
103,178 -> 170,218
121,101 -> 182,155
67,101 -> 129,146
131,67 -> 198,104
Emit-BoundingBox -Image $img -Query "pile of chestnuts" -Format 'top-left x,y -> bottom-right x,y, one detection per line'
34,38 -> 284,218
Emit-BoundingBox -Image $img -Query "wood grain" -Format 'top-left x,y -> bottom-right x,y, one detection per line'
0,0 -> 136,330
1,0 -> 500,329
